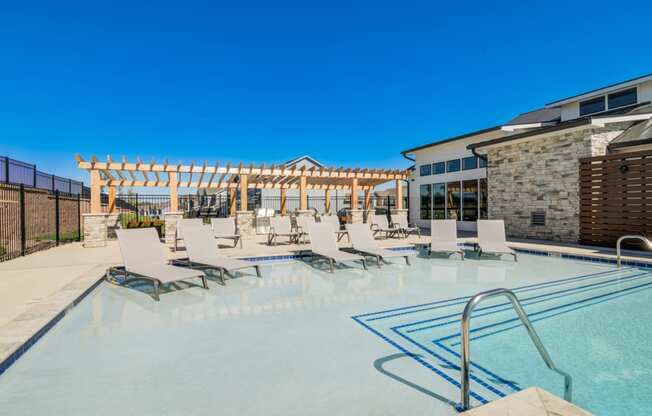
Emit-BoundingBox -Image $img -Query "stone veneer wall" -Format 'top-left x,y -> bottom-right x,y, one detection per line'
487,124 -> 628,242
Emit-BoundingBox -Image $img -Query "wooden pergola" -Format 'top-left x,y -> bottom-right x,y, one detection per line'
76,155 -> 409,215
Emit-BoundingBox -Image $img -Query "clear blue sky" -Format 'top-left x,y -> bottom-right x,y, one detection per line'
2,0 -> 652,184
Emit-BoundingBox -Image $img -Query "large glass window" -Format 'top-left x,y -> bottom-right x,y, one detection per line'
420,184 -> 431,220
446,159 -> 461,172
433,162 -> 445,175
446,181 -> 461,220
608,88 -> 637,109
419,164 -> 432,176
462,180 -> 478,221
579,96 -> 605,116
432,183 -> 445,219
479,178 -> 488,219
462,156 -> 478,170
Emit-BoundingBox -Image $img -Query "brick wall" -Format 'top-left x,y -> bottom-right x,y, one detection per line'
486,124 -> 627,242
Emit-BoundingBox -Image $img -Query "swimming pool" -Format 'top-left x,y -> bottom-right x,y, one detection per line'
0,250 -> 649,415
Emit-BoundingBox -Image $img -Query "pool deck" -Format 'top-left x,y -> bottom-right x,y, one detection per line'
1,231 -> 651,373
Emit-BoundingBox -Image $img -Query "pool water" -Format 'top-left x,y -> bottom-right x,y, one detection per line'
0,251 -> 649,415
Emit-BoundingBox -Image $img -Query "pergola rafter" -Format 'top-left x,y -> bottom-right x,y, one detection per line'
75,155 -> 409,215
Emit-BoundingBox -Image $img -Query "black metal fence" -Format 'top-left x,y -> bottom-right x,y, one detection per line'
1,156 -> 84,194
0,184 -> 82,262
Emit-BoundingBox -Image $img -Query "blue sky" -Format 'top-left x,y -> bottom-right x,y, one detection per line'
2,0 -> 652,183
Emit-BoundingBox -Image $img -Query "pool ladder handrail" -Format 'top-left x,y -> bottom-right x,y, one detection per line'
616,235 -> 652,267
459,288 -> 572,411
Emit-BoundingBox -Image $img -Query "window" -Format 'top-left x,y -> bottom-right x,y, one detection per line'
608,88 -> 637,109
579,96 -> 605,116
432,183 -> 445,219
446,181 -> 461,220
446,159 -> 461,172
462,180 -> 478,221
479,157 -> 487,168
419,164 -> 432,176
420,184 -> 431,220
462,156 -> 478,170
479,178 -> 488,219
433,162 -> 445,175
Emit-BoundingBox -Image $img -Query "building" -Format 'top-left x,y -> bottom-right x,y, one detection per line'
404,72 -> 652,241
401,127 -> 508,231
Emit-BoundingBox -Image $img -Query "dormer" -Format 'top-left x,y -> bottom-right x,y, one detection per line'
544,73 -> 652,121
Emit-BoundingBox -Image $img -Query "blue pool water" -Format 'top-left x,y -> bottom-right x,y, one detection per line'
1,251 -> 650,415
355,264 -> 652,415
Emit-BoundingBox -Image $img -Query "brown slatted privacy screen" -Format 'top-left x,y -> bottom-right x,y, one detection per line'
580,150 -> 652,247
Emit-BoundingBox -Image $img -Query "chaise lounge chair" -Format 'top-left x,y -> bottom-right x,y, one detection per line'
174,218 -> 204,251
392,212 -> 421,239
428,220 -> 464,259
267,216 -> 301,246
370,214 -> 401,239
180,223 -> 261,284
211,217 -> 242,249
477,220 -> 517,261
115,228 -> 208,301
296,215 -> 316,244
346,223 -> 413,267
320,214 -> 349,242
307,223 -> 367,273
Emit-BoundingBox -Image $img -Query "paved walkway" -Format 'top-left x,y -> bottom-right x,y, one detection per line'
0,231 -> 650,368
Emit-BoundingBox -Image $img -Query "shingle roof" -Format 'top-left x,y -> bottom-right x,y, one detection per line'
609,117 -> 652,149
504,107 -> 561,126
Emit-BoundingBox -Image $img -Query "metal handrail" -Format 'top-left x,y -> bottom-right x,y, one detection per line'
616,235 -> 652,267
459,288 -> 572,410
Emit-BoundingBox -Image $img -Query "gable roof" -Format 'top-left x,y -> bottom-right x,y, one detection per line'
545,72 -> 652,107
504,107 -> 561,126
284,155 -> 324,167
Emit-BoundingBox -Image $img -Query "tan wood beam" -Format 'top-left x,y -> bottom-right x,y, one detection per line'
324,188 -> 331,214
395,179 -> 403,210
280,187 -> 287,215
90,169 -> 102,213
299,175 -> 307,210
169,172 -> 179,212
364,189 -> 371,211
229,189 -> 237,216
239,174 -> 248,211
351,178 -> 359,210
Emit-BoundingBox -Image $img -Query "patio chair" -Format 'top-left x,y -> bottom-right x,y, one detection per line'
428,220 -> 464,259
114,228 -> 208,301
320,214 -> 349,242
392,212 -> 421,239
296,215 -> 316,244
180,223 -> 261,284
268,216 -> 300,246
477,220 -> 517,261
370,214 -> 401,239
307,223 -> 367,273
346,223 -> 413,267
210,217 -> 242,248
175,218 -> 204,251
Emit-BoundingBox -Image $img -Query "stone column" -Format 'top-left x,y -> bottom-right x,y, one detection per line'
83,213 -> 108,248
164,212 -> 184,246
346,209 -> 365,224
390,208 -> 409,224
363,210 -> 374,223
235,211 -> 255,239
106,213 -> 120,240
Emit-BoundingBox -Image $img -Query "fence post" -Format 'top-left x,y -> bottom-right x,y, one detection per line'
19,184 -> 26,256
77,192 -> 81,241
55,190 -> 60,246
135,193 -> 139,221
32,165 -> 36,188
4,156 -> 8,183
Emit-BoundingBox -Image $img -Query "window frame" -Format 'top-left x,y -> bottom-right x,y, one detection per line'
419,164 -> 432,176
607,88 -> 637,110
432,161 -> 445,175
579,96 -> 606,116
446,159 -> 461,173
462,156 -> 478,171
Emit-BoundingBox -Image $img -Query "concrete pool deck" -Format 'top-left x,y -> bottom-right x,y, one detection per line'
0,231 -> 651,383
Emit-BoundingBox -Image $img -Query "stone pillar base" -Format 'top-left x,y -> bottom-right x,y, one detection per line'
390,208 -> 409,222
164,212 -> 184,246
235,211 -> 255,239
346,209 -> 365,224
106,214 -> 120,240
83,213 -> 109,248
